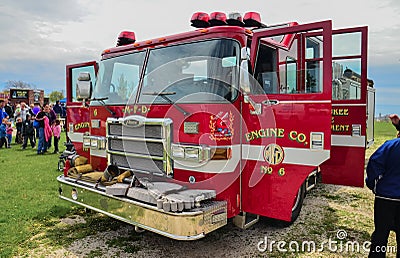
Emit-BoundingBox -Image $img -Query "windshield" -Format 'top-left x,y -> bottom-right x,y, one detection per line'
92,51 -> 146,105
138,39 -> 240,104
92,39 -> 240,105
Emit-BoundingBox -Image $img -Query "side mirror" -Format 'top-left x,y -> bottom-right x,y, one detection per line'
76,72 -> 92,101
241,47 -> 249,61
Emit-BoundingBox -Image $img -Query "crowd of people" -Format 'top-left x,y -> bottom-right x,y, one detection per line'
0,99 -> 64,154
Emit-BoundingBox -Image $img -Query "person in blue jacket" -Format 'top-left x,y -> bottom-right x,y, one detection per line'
366,137 -> 400,257
0,118 -> 7,148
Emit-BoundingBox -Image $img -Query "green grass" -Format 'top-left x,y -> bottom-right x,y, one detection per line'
0,121 -> 397,257
366,120 -> 397,157
0,133 -> 72,256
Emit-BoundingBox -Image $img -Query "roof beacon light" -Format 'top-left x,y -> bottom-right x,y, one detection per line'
117,31 -> 136,47
227,12 -> 244,27
209,12 -> 227,26
243,12 -> 267,28
190,12 -> 210,28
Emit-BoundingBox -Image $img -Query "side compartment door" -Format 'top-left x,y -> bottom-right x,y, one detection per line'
241,21 -> 333,221
320,27 -> 369,187
66,61 -> 98,158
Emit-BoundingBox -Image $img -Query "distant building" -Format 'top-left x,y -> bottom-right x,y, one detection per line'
9,88 -> 44,106
0,92 -> 10,100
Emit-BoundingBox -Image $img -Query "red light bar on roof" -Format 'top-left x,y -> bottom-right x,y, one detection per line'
243,12 -> 267,28
209,12 -> 227,26
191,12 -> 210,28
116,31 -> 136,46
227,12 -> 244,26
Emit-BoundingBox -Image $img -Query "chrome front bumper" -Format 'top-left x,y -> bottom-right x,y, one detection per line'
57,175 -> 227,240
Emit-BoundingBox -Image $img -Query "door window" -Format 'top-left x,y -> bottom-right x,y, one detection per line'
331,32 -> 363,100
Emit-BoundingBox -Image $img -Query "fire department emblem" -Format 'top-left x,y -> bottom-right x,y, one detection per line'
209,111 -> 234,141
263,144 -> 284,165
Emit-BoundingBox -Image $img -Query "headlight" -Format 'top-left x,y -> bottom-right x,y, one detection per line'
90,138 -> 98,149
83,135 -> 91,148
171,144 -> 209,163
172,145 -> 185,159
83,135 -> 107,150
185,147 -> 200,160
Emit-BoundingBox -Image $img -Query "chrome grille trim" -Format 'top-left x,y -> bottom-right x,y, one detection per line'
106,115 -> 173,176
108,150 -> 165,161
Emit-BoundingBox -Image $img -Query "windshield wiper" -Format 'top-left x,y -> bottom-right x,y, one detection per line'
89,97 -> 116,116
143,91 -> 190,117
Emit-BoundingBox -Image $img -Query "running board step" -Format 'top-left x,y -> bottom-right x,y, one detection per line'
232,212 -> 259,229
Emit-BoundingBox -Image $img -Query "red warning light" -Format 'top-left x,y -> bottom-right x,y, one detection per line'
190,12 -> 210,28
116,31 -> 136,46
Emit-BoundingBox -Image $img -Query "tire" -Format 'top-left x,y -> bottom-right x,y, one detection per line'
270,181 -> 306,227
290,181 -> 306,223
58,159 -> 65,172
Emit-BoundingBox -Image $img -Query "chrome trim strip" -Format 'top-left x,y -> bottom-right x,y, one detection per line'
108,135 -> 164,143
332,103 -> 367,107
90,148 -> 107,158
107,150 -> 165,161
283,148 -> 330,166
67,132 -> 84,143
242,144 -> 330,166
331,135 -> 366,147
278,100 -> 331,104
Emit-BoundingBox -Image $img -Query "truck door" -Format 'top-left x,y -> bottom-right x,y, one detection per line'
320,27 -> 369,187
241,21 -> 333,221
65,61 -> 98,158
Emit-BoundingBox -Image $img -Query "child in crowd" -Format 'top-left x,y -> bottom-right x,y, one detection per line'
6,121 -> 13,148
0,118 -> 7,148
52,119 -> 61,154
22,114 -> 36,149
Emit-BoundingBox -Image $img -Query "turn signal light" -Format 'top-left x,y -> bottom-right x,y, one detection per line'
210,147 -> 232,160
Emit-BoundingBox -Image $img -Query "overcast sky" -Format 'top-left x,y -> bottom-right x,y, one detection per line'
0,0 -> 399,114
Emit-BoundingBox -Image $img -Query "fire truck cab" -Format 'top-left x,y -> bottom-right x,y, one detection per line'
58,12 -> 374,240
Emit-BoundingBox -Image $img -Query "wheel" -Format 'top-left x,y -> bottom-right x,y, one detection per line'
58,159 -> 65,172
290,181 -> 306,223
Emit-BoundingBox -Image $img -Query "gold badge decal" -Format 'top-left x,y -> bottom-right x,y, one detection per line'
263,144 -> 284,165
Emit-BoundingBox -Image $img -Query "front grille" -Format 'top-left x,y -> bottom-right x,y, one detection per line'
110,154 -> 165,173
107,116 -> 173,176
108,123 -> 163,139
108,138 -> 164,157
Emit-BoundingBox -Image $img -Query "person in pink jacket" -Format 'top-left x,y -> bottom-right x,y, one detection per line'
6,122 -> 13,148
52,119 -> 62,153
43,116 -> 52,150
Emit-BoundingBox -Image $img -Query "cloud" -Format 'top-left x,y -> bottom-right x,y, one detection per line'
0,0 -> 94,62
0,0 -> 89,22
0,0 -> 399,94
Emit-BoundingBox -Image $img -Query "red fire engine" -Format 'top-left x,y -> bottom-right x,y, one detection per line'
57,12 -> 375,240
